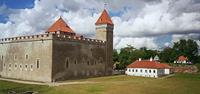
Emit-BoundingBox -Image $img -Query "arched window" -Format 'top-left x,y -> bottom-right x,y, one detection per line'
153,70 -> 156,73
149,70 -> 151,73
65,58 -> 69,68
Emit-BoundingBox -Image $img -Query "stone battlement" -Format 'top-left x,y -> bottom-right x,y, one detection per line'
0,33 -> 106,45
53,34 -> 106,45
0,33 -> 53,43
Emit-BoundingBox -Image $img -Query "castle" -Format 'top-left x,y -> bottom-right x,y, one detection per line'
0,9 -> 114,82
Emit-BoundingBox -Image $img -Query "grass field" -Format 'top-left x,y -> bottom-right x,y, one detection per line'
0,73 -> 200,94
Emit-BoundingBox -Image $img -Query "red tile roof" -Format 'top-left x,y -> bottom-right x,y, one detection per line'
127,60 -> 171,69
95,9 -> 113,25
47,17 -> 75,33
178,56 -> 188,61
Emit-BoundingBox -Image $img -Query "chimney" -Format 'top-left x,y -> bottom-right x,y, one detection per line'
139,58 -> 142,61
150,57 -> 153,61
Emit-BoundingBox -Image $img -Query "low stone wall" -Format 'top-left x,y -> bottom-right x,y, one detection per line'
112,70 -> 125,75
173,65 -> 198,73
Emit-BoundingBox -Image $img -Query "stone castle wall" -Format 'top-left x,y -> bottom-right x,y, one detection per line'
0,34 -> 53,82
0,33 -> 108,82
51,34 -> 107,81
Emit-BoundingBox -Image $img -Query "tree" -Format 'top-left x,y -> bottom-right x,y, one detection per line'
113,49 -> 119,63
118,45 -> 136,69
173,39 -> 198,63
160,47 -> 177,63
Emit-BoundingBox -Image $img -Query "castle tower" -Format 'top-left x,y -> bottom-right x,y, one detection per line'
46,17 -> 75,36
95,9 -> 114,75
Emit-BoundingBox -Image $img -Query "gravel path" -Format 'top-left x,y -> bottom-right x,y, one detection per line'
0,78 -> 97,86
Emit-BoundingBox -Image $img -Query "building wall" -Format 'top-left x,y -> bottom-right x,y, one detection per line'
0,34 -> 53,82
125,68 -> 165,78
164,69 -> 170,74
51,35 -> 107,81
96,24 -> 113,75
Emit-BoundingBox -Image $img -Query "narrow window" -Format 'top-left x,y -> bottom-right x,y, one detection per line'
30,65 -> 33,69
25,54 -> 29,60
9,64 -> 11,67
25,65 -> 28,68
140,69 -> 143,72
136,69 -> 138,72
74,60 -> 77,64
145,70 -> 147,73
87,61 -> 90,65
14,55 -> 17,60
65,59 -> 69,68
3,63 -> 5,67
15,64 -> 17,68
129,69 -> 131,72
132,69 -> 134,72
1,56 -> 3,60
30,65 -> 33,71
36,59 -> 40,69
149,70 -> 151,73
19,65 -> 22,68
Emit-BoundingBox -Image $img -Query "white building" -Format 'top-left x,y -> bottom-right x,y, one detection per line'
125,58 -> 171,78
174,55 -> 191,64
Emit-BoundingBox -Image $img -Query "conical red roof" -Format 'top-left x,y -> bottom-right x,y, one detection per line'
95,9 -> 113,25
47,17 -> 74,33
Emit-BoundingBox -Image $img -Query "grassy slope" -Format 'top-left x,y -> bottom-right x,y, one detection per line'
0,73 -> 200,94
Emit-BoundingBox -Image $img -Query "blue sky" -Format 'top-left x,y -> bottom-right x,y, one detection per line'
0,0 -> 34,23
0,0 -> 34,9
0,0 -> 199,50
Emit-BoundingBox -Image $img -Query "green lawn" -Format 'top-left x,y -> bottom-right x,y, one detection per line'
0,73 -> 200,94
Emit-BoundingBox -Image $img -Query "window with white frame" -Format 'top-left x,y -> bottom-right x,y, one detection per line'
153,70 -> 156,73
19,64 -> 22,70
25,64 -> 28,71
14,64 -> 17,70
30,65 -> 33,71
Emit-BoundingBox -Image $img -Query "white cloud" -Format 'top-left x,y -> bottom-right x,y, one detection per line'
114,37 -> 158,50
0,0 -> 200,50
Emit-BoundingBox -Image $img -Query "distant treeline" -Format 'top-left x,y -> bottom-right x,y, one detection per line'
113,39 -> 200,69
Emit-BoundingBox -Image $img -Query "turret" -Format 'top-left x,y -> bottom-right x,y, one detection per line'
95,9 -> 114,75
